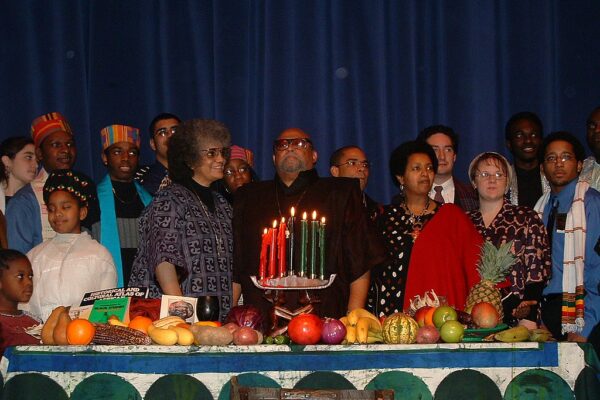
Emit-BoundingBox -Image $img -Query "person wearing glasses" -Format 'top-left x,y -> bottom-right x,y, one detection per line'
211,145 -> 259,204
232,128 -> 387,321
581,106 -> 600,191
135,113 -> 181,196
329,145 -> 380,219
504,111 -> 550,209
415,125 -> 478,211
534,132 -> 600,343
92,125 -> 152,288
129,119 -> 234,321
466,152 -> 551,327
367,141 -> 482,317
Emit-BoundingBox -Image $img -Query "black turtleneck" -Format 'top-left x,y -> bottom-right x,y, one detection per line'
186,178 -> 216,212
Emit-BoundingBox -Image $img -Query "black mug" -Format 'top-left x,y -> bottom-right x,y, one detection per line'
196,295 -> 220,321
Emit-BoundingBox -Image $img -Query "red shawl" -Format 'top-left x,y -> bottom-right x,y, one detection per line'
403,204 -> 483,311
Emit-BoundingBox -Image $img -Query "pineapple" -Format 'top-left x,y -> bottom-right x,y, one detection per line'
465,240 -> 516,320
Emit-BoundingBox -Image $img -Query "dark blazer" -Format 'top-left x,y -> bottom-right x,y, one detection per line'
453,177 -> 479,212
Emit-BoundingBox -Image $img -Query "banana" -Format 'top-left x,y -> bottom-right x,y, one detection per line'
148,326 -> 179,345
171,326 -> 195,345
152,316 -> 186,329
347,308 -> 379,327
356,317 -> 382,344
345,325 -> 357,344
366,331 -> 384,344
494,326 -> 530,342
529,328 -> 552,342
339,316 -> 350,327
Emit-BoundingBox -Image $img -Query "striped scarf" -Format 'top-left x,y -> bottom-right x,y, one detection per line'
534,179 -> 589,334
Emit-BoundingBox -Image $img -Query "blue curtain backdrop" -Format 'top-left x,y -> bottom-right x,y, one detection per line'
1,0 -> 599,203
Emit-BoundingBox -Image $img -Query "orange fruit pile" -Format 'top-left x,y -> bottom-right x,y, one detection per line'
66,319 -> 96,345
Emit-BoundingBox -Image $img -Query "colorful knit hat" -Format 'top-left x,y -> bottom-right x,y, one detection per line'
229,145 -> 254,167
100,124 -> 140,150
30,112 -> 73,147
43,169 -> 94,205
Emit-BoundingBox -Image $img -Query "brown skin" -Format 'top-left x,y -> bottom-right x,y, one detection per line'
330,147 -> 370,191
101,142 -> 140,182
46,190 -> 88,235
506,118 -> 543,170
396,153 -> 436,215
541,140 -> 582,194
0,257 -> 34,315
151,118 -> 179,167
223,158 -> 252,193
36,130 -> 76,172
586,108 -> 600,161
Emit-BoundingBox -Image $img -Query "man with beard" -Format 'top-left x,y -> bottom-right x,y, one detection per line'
416,125 -> 478,211
505,112 -> 550,208
534,132 -> 600,343
93,125 -> 152,287
6,112 -> 98,253
581,106 -> 600,190
233,128 -> 386,322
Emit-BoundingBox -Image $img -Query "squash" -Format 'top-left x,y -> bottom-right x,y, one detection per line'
382,313 -> 419,344
41,306 -> 66,345
52,309 -> 72,345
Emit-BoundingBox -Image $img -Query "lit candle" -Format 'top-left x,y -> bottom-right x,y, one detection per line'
268,220 -> 278,278
277,217 -> 287,277
299,212 -> 308,277
319,216 -> 326,280
310,211 -> 318,279
259,228 -> 269,280
287,207 -> 295,276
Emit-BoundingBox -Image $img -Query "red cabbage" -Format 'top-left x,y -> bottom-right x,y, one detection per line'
225,305 -> 266,333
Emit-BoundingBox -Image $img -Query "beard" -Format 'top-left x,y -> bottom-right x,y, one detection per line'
278,153 -> 307,174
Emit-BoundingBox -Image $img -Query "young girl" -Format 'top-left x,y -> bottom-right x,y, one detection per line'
0,249 -> 41,356
26,170 -> 117,321
0,136 -> 38,212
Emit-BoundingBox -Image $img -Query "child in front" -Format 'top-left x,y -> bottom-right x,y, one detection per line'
26,170 -> 117,321
0,249 -> 41,356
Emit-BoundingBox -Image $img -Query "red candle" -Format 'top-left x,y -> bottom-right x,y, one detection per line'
268,220 -> 278,278
259,228 -> 269,280
277,217 -> 287,277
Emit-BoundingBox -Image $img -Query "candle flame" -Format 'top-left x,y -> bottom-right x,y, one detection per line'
291,207 -> 296,217
263,228 -> 268,234
321,216 -> 325,224
281,217 -> 286,223
302,211 -> 307,220
272,220 -> 278,228
312,210 -> 317,220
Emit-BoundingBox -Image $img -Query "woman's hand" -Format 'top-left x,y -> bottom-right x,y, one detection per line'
512,300 -> 537,319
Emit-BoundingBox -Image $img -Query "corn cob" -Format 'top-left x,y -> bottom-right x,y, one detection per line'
92,324 -> 152,345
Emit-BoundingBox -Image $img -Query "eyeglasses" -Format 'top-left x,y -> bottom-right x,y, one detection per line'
475,171 -> 506,180
224,165 -> 250,177
335,159 -> 370,169
273,138 -> 313,151
155,127 -> 177,138
199,147 -> 231,159
544,153 -> 574,164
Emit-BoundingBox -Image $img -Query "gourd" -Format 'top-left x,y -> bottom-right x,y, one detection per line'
382,313 -> 419,344
41,306 -> 67,345
52,309 -> 72,345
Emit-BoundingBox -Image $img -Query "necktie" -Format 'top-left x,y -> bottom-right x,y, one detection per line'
433,186 -> 445,204
546,197 -> 559,248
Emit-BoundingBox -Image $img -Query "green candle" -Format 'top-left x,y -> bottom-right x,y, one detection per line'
319,216 -> 326,279
310,211 -> 318,279
299,212 -> 308,277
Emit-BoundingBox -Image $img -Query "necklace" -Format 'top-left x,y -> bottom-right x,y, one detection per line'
190,188 -> 225,257
275,184 -> 309,219
403,197 -> 431,242
112,188 -> 137,204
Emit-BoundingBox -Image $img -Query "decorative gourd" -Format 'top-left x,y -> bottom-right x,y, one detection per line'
382,313 -> 419,344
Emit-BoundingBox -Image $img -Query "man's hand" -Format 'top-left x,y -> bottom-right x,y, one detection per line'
512,300 -> 537,319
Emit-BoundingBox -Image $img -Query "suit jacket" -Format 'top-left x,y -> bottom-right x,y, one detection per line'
453,177 -> 478,212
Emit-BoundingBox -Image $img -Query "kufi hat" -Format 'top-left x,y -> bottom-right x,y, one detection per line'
229,145 -> 254,167
100,124 -> 140,150
30,112 -> 73,147
43,169 -> 94,205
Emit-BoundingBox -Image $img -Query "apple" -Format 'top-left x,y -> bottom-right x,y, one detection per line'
414,306 -> 434,327
471,302 -> 500,328
440,320 -> 464,343
416,325 -> 440,344
433,305 -> 458,329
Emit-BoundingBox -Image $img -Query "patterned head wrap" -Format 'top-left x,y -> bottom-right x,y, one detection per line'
30,112 -> 73,147
100,124 -> 140,150
229,145 -> 254,167
43,169 -> 94,205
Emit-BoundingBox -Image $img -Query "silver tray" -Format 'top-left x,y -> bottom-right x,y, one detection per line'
250,274 -> 336,290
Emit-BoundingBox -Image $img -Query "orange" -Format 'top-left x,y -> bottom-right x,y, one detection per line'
66,319 -> 96,345
128,316 -> 153,333
424,307 -> 436,327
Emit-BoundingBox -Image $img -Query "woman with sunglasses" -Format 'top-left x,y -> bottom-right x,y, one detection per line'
467,152 -> 551,327
129,119 -> 234,321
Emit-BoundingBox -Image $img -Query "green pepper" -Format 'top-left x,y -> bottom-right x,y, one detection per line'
274,335 -> 290,345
